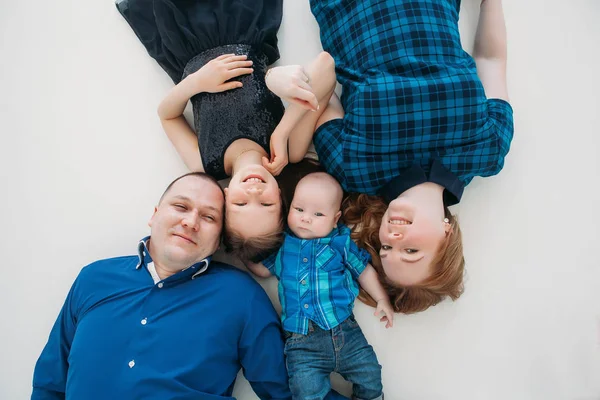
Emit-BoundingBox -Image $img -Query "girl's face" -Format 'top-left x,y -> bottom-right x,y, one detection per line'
224,165 -> 282,238
378,198 -> 448,286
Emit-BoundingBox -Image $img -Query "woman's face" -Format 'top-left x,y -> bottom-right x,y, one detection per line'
224,165 -> 282,238
378,198 -> 448,286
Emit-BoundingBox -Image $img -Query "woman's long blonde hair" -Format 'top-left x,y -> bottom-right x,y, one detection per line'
343,193 -> 465,314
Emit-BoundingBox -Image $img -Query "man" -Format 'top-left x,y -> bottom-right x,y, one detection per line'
32,172 -> 292,399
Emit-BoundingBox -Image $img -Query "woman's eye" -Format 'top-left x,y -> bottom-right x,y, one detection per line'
261,203 -> 273,207
381,245 -> 392,251
406,249 -> 419,254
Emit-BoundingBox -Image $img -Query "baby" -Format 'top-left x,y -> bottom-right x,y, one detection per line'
247,172 -> 393,400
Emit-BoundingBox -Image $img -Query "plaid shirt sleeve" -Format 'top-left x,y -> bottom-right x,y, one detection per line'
487,99 -> 514,160
333,226 -> 371,280
260,251 -> 278,276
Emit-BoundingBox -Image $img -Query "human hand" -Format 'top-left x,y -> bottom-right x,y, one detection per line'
189,54 -> 253,94
265,65 -> 319,111
375,299 -> 394,329
262,130 -> 289,176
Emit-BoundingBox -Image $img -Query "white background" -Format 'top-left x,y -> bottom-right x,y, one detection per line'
1,0 -> 599,399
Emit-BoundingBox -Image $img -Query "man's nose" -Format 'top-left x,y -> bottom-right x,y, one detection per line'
182,214 -> 200,231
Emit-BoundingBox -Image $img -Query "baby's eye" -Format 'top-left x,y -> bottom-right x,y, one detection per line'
294,207 -> 303,212
234,203 -> 247,206
314,212 -> 324,217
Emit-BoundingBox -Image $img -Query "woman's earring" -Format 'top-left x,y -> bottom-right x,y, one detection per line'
443,218 -> 450,224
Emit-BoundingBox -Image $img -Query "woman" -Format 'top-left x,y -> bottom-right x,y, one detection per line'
117,0 -> 335,261
266,0 -> 513,313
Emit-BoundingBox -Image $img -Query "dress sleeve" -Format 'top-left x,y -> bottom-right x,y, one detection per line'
487,98 -> 514,160
31,276 -> 81,399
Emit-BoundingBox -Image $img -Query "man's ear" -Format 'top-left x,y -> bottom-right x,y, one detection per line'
333,210 -> 342,225
148,206 -> 158,227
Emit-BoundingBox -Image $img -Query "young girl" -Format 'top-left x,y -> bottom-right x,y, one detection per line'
265,0 -> 513,313
116,0 -> 335,261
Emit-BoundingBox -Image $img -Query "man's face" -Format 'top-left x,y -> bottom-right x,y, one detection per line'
148,176 -> 224,272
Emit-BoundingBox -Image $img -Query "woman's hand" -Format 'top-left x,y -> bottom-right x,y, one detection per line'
262,130 -> 289,176
189,54 -> 254,95
266,65 -> 319,111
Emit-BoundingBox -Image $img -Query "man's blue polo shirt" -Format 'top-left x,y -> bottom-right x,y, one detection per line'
32,237 -> 291,400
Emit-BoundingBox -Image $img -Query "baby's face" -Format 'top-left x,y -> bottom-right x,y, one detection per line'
287,179 -> 341,240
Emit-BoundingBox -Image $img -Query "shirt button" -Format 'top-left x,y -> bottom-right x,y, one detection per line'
304,304 -> 309,309
157,282 -> 164,288
301,280 -> 306,285
141,318 -> 147,325
302,258 -> 308,263
128,360 -> 135,368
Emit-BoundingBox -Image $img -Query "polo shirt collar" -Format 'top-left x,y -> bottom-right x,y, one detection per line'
378,160 -> 464,207
136,236 -> 211,279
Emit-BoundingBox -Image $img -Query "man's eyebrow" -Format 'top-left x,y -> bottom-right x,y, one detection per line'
203,204 -> 222,214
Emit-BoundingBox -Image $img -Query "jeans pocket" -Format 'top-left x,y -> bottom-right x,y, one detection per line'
345,314 -> 359,328
284,331 -> 308,345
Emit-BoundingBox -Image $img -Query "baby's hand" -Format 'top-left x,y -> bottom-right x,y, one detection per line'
374,299 -> 394,329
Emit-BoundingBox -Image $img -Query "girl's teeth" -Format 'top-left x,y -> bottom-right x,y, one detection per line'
389,220 -> 410,225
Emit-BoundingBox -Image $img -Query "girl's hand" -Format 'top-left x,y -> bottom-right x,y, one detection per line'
375,299 -> 394,329
265,65 -> 319,111
189,54 -> 253,94
262,130 -> 289,176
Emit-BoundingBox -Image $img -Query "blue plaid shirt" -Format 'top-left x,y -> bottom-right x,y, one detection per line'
262,225 -> 371,334
310,0 -> 514,198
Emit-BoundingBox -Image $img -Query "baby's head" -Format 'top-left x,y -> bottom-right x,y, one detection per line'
288,172 -> 343,239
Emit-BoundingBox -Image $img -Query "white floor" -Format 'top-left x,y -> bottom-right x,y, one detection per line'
1,0 -> 599,399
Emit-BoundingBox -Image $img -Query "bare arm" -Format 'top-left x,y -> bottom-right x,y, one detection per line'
286,51 -> 337,163
358,264 -> 394,328
473,0 -> 509,101
157,54 -> 253,172
262,52 -> 338,175
158,77 -> 204,171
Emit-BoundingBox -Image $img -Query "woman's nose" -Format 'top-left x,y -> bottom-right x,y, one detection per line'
389,231 -> 403,240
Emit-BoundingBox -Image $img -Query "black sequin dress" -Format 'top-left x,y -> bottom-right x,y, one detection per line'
117,0 -> 285,179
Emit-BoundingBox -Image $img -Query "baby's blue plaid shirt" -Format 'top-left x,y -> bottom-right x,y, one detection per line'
262,224 -> 370,335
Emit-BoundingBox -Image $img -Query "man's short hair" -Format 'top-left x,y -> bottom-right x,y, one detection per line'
159,172 -> 225,205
